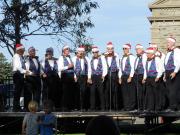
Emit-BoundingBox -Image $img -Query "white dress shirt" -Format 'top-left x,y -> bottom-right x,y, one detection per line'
58,56 -> 72,71
134,53 -> 147,71
25,57 -> 39,75
119,54 -> 135,78
58,55 -> 73,78
41,58 -> 58,76
156,51 -> 165,72
12,53 -> 26,74
106,53 -> 120,70
72,56 -> 91,79
164,48 -> 180,73
144,57 -> 163,79
91,55 -> 108,77
41,59 -> 55,70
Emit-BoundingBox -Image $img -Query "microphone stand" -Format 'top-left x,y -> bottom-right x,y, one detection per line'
109,69 -> 112,112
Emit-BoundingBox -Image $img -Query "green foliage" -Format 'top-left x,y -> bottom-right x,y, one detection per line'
0,52 -> 12,83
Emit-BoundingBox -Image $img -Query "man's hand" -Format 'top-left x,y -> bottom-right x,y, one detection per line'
87,78 -> 92,84
102,76 -> 105,82
163,75 -> 166,82
127,77 -> 132,83
119,78 -> 122,84
155,77 -> 159,82
142,79 -> 146,84
170,72 -> 176,79
42,73 -> 47,78
25,70 -> 30,75
74,77 -> 77,82
68,63 -> 74,69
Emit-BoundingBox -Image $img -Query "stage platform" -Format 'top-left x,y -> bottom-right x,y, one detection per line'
1,111 -> 180,134
1,111 -> 180,118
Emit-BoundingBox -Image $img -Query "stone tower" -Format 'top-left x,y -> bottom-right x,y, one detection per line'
148,0 -> 180,52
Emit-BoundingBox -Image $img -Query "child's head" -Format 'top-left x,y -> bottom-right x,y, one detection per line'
28,101 -> 38,112
43,100 -> 54,113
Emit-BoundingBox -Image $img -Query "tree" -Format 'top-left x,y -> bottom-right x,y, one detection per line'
0,0 -> 98,56
0,53 -> 12,83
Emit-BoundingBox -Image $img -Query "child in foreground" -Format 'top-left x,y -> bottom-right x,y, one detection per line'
22,101 -> 39,135
39,100 -> 56,135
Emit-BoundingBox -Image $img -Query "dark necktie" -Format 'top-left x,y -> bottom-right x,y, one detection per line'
20,56 -> 26,70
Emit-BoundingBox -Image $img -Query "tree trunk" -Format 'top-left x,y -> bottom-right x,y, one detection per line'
13,0 -> 21,52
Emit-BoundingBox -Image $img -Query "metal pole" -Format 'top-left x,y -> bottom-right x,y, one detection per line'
109,70 -> 112,112
136,74 -> 140,112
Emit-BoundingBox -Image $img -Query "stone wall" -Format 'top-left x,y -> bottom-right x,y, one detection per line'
149,0 -> 180,53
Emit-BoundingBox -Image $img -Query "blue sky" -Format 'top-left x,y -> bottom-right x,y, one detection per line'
1,0 -> 154,60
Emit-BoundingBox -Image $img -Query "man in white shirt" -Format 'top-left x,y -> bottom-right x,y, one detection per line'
41,47 -> 60,110
144,47 -> 163,112
164,37 -> 180,112
90,46 -> 107,111
104,42 -> 120,110
58,45 -> 75,111
72,46 -> 91,111
149,43 -> 166,110
134,44 -> 147,111
24,46 -> 41,111
12,44 -> 28,111
149,43 -> 165,67
119,43 -> 136,111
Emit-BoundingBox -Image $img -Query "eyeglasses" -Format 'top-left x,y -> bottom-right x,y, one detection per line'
123,48 -> 128,50
92,52 -> 98,53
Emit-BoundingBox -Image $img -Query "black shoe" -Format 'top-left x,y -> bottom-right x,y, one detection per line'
143,110 -> 150,113
21,108 -> 28,112
120,109 -> 125,112
100,109 -> 105,112
129,109 -> 138,113
72,108 -> 78,112
62,108 -> 69,112
165,109 -> 175,113
80,109 -> 86,112
13,108 -> 22,112
124,108 -> 130,111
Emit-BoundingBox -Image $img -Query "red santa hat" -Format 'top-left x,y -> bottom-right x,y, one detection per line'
77,46 -> 85,52
62,45 -> 70,50
123,43 -> 131,49
92,46 -> 99,52
149,43 -> 158,48
145,47 -> 155,54
167,37 -> 176,43
135,44 -> 143,49
16,44 -> 25,51
107,42 -> 114,48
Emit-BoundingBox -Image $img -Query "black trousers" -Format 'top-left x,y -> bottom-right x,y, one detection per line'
13,72 -> 24,111
90,75 -> 105,110
121,75 -> 136,111
144,77 -> 160,111
134,74 -> 145,110
24,76 -> 41,111
166,71 -> 180,110
77,75 -> 88,110
42,74 -> 61,109
61,72 -> 75,111
104,72 -> 118,110
158,77 -> 167,110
